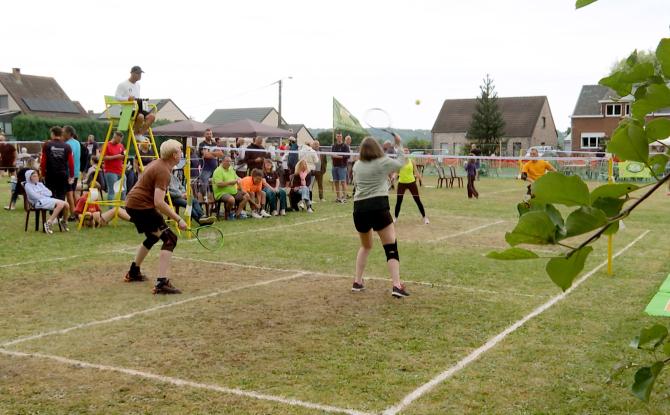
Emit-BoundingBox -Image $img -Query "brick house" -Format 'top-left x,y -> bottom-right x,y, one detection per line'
431,96 -> 557,156
570,85 -> 670,153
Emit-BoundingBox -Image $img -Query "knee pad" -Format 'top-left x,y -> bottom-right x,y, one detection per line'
383,241 -> 399,262
160,228 -> 178,252
143,233 -> 160,250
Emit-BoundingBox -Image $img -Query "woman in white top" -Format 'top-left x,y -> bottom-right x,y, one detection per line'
351,134 -> 409,298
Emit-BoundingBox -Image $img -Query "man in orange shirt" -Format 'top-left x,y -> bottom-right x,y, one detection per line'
240,169 -> 271,219
521,148 -> 556,197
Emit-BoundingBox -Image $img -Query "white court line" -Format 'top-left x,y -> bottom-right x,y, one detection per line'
487,188 -> 521,195
0,248 -> 130,269
0,348 -> 372,415
174,256 -> 545,299
1,272 -> 306,348
426,220 -> 505,243
381,229 -> 650,415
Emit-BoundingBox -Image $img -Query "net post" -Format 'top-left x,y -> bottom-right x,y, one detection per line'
185,142 -> 192,239
607,156 -> 614,276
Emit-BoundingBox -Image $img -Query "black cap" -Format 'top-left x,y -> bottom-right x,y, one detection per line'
131,66 -> 144,74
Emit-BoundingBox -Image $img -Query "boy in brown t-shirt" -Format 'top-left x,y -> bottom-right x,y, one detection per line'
124,139 -> 187,294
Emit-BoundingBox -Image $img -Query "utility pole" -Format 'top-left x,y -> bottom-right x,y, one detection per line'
276,76 -> 292,128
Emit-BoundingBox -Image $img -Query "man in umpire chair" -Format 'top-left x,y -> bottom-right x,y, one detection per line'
123,139 -> 187,294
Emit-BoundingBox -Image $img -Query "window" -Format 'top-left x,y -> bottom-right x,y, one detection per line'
625,104 -> 631,115
581,133 -> 604,149
605,104 -> 622,117
0,95 -> 7,109
512,142 -> 522,156
542,116 -> 546,129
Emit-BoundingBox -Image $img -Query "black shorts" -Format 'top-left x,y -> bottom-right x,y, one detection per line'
353,209 -> 393,233
45,175 -> 68,201
132,99 -> 150,118
126,207 -> 167,234
67,177 -> 78,192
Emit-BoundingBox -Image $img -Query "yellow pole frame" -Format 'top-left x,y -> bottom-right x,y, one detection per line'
185,142 -> 192,239
607,157 -> 614,276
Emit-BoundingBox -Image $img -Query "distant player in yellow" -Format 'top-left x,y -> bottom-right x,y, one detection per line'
521,148 -> 556,196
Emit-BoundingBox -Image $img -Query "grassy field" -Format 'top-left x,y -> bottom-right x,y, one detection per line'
1,176 -> 669,414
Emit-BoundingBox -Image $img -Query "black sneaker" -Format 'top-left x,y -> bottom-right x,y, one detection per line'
124,264 -> 147,282
351,282 -> 365,292
153,279 -> 182,294
392,284 -> 410,298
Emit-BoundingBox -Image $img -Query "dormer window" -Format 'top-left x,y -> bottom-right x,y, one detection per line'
605,103 -> 622,117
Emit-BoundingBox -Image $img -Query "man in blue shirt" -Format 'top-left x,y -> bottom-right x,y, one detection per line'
63,125 -> 81,220
197,128 -> 223,201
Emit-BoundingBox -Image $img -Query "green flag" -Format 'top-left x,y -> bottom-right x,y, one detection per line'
333,98 -> 368,136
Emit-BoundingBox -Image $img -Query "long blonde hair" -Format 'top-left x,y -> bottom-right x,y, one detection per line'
295,159 -> 309,174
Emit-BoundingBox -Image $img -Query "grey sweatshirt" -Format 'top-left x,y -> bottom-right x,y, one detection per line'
352,148 -> 405,202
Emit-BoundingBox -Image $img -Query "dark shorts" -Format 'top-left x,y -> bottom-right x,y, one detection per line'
131,98 -> 151,118
45,175 -> 68,201
67,177 -> 78,192
219,192 -> 247,206
353,209 -> 393,233
126,207 -> 167,234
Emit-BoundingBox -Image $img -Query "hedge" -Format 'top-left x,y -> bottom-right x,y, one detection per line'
12,115 -> 110,141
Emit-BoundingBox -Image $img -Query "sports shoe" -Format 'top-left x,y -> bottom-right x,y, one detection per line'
198,216 -> 215,225
320,198 -> 326,202
423,217 -> 430,225
260,209 -> 271,218
43,221 -> 53,234
271,210 -> 278,216
4,205 -> 14,210
59,218 -> 70,232
228,212 -> 236,220
238,211 -> 248,219
351,282 -> 365,292
251,211 -> 263,219
298,200 -> 306,211
279,209 -> 286,216
152,279 -> 181,294
307,207 -> 314,213
392,284 -> 410,298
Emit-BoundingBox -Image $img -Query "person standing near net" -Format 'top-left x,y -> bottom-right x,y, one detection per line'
465,154 -> 479,199
521,147 -> 556,197
351,134 -> 409,298
394,147 -> 428,224
123,139 -> 187,294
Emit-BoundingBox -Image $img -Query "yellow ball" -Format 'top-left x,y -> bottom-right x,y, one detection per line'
415,99 -> 421,105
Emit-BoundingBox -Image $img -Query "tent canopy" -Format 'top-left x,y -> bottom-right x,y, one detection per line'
152,119 -> 213,137
211,119 -> 293,138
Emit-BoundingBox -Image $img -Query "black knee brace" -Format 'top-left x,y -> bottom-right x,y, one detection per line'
383,241 -> 399,262
143,233 -> 160,250
160,228 -> 178,252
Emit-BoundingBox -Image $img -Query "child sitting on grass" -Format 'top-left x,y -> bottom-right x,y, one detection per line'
74,182 -> 130,227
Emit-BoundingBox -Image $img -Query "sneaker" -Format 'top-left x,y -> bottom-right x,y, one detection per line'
198,216 -> 215,225
352,282 -> 365,292
238,211 -> 248,219
271,210 -> 278,216
124,271 -> 147,282
228,212 -> 236,221
152,279 -> 181,295
423,217 -> 430,225
260,209 -> 271,218
392,284 -> 410,298
4,205 -> 14,211
298,200 -> 306,211
320,198 -> 326,202
43,221 -> 53,234
251,211 -> 263,219
279,209 -> 286,216
58,218 -> 69,232
307,207 -> 314,213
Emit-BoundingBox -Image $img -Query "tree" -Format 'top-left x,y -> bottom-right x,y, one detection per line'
405,138 -> 431,150
491,0 -> 670,402
316,129 -> 366,146
467,74 -> 506,155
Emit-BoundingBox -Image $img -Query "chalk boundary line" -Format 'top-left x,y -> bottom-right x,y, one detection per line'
0,232 -> 649,414
381,229 -> 650,415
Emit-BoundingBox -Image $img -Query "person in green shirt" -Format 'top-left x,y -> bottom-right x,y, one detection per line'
212,156 -> 249,220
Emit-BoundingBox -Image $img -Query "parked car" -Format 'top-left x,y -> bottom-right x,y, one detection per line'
525,146 -> 555,157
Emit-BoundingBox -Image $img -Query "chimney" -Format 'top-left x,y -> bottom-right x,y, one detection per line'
12,68 -> 21,81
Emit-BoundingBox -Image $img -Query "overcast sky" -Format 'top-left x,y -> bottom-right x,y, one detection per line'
4,0 -> 669,131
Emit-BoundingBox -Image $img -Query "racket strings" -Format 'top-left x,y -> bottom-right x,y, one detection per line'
194,226 -> 224,250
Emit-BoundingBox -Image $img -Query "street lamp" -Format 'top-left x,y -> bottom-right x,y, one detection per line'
275,76 -> 293,128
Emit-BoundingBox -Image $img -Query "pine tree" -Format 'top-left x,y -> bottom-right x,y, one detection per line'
467,74 -> 506,155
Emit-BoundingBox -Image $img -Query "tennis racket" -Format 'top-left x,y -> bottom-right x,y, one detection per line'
365,108 -> 394,137
167,220 -> 224,251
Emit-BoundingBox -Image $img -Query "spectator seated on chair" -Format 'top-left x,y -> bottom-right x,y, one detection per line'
262,158 -> 287,216
240,168 -> 271,219
212,156 -> 249,220
290,159 -> 313,213
23,169 -> 70,234
74,185 -> 130,227
168,172 -> 214,225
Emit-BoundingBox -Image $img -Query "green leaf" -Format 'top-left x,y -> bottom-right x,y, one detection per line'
532,172 -> 590,207
632,362 -> 664,402
565,207 -> 608,238
657,38 -> 670,78
607,122 -> 649,163
546,246 -> 593,291
649,154 -> 670,177
486,247 -> 539,260
630,324 -> 668,350
575,0 -> 597,9
592,197 -> 626,236
646,118 -> 670,142
590,183 -> 639,202
632,83 -> 670,121
505,211 -> 559,246
599,59 -> 655,97
663,342 -> 670,356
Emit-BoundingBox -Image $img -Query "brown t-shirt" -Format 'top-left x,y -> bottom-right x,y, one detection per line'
125,159 -> 171,210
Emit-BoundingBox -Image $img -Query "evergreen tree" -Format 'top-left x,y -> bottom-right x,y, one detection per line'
467,74 -> 506,154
